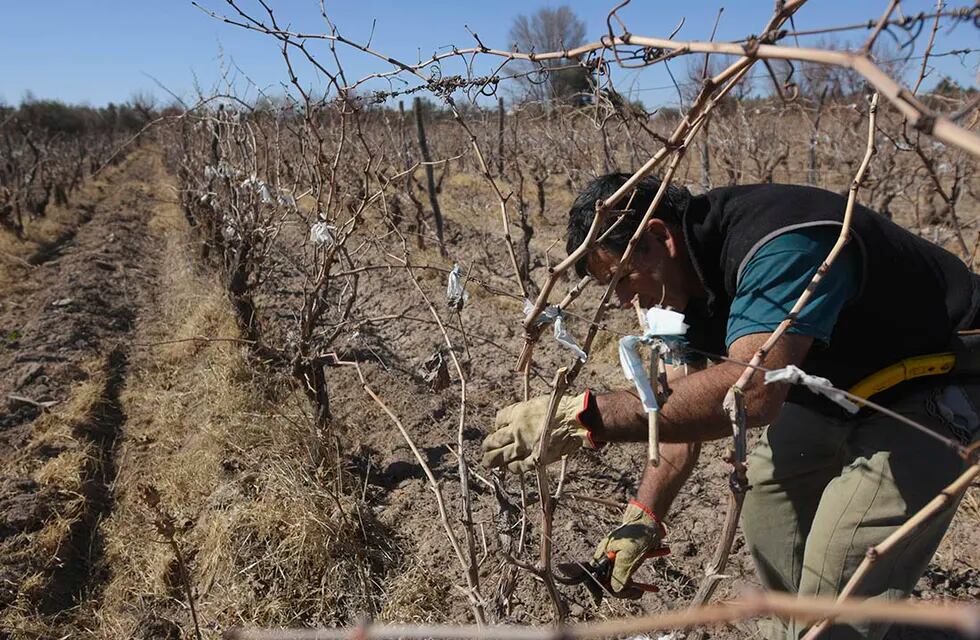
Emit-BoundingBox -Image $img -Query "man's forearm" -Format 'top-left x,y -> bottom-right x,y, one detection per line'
586,332 -> 807,445
591,362 -> 744,444
636,442 -> 701,519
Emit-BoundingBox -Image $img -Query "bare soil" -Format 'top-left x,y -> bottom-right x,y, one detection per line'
0,149 -> 159,619
0,149 -> 977,638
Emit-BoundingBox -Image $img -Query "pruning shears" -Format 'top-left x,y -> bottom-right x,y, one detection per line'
555,547 -> 669,606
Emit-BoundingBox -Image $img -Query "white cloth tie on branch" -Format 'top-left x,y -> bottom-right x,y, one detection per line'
309,221 -> 337,247
619,307 -> 689,414
239,175 -> 295,207
446,264 -> 469,310
222,222 -> 239,241
204,162 -> 239,180
239,177 -> 273,204
523,300 -> 587,362
764,365 -> 860,414
553,313 -> 587,362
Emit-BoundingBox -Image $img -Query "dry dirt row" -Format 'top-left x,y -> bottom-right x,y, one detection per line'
1,149 -> 161,620
0,147 -> 211,636
1,143 -> 400,638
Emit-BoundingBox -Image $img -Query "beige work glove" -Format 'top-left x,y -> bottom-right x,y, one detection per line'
593,500 -> 667,597
481,391 -> 601,472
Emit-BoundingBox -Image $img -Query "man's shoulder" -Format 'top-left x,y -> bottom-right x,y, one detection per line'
706,182 -> 845,203
701,183 -> 855,232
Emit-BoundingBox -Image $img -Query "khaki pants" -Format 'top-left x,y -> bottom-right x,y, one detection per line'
741,380 -> 980,640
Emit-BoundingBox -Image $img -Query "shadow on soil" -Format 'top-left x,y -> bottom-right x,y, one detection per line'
40,346 -> 127,614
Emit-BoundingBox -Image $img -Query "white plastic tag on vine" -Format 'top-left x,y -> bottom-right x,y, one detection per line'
618,306 -> 690,414
644,306 -> 688,336
309,221 -> 337,246
446,264 -> 468,309
222,223 -> 238,241
204,163 -> 237,180
523,299 -> 560,326
619,335 -> 658,413
553,313 -> 587,362
259,183 -> 273,204
764,365 -> 860,414
522,299 -> 586,361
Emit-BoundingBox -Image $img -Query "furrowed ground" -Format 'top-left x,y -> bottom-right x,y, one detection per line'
1,135 -> 978,639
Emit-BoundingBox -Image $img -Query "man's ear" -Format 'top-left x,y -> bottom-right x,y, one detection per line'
644,218 -> 679,258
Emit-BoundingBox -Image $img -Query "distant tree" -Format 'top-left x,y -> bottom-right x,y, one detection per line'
130,91 -> 158,123
932,76 -> 977,98
159,101 -> 185,118
508,6 -> 591,105
253,94 -> 296,114
19,98 -> 91,135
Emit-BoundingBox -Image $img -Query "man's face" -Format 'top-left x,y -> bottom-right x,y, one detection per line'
585,220 -> 689,310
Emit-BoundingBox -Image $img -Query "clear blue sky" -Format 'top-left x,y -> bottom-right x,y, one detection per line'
2,1 -> 976,109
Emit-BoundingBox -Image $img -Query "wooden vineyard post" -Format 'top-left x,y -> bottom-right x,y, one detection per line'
413,96 -> 446,255
398,100 -> 410,166
497,96 -> 505,174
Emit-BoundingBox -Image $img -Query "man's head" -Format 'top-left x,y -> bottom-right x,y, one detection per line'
566,172 -> 699,310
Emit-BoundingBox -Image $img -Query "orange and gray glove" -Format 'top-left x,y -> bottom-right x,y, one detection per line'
592,500 -> 668,598
481,390 -> 602,472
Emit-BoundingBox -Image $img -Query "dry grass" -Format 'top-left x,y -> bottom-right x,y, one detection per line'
0,355 -> 115,635
961,487 -> 980,526
377,561 -> 453,624
78,161 -> 407,639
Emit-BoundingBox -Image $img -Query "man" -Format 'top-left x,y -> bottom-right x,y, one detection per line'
482,173 -> 980,639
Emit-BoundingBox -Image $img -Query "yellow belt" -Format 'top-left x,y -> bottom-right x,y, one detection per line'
847,353 -> 956,401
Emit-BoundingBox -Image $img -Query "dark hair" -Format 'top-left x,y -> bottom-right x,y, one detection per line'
566,172 -> 691,277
